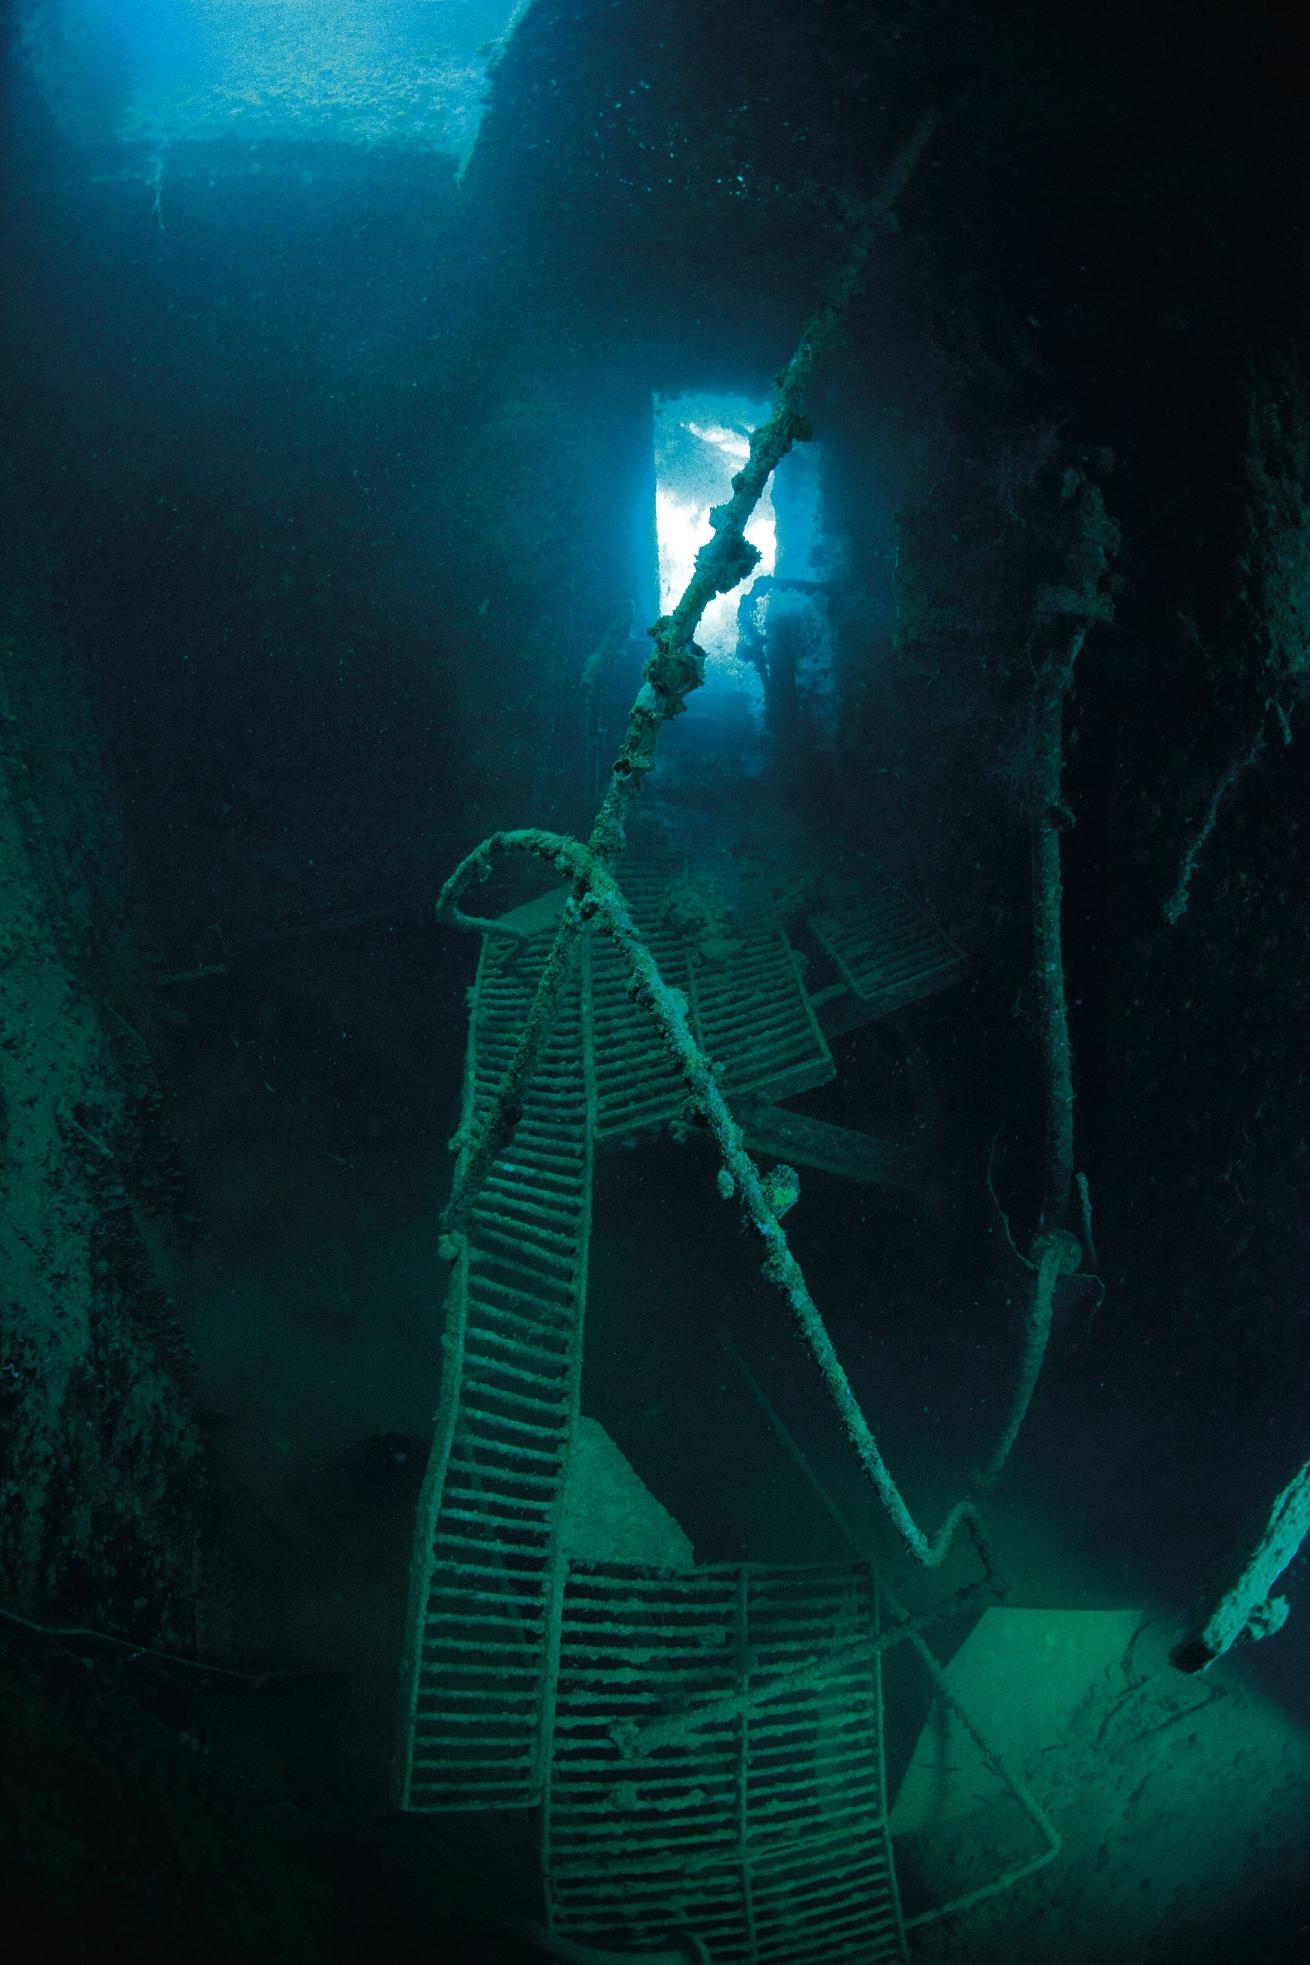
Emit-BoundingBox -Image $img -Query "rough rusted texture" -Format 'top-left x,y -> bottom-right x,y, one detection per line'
0,551 -> 203,1640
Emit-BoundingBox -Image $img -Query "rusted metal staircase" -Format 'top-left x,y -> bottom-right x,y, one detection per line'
396,905 -> 593,1810
396,850 -> 974,1957
397,855 -> 837,1813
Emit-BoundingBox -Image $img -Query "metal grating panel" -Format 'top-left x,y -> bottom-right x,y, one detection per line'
591,863 -> 834,1142
691,927 -> 832,1108
590,864 -> 691,1140
396,924 -> 593,1810
811,881 -> 965,1017
544,1561 -> 908,1963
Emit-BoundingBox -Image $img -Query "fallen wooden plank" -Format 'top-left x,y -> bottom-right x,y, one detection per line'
735,1094 -> 917,1188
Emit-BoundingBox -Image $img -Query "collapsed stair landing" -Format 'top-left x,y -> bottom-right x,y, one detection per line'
545,1560 -> 908,1964
393,854 -> 1057,1962
398,855 -> 961,1811
397,861 -> 838,1810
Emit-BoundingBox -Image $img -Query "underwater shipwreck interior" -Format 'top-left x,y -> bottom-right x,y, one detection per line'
5,1 -> 1310,1959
